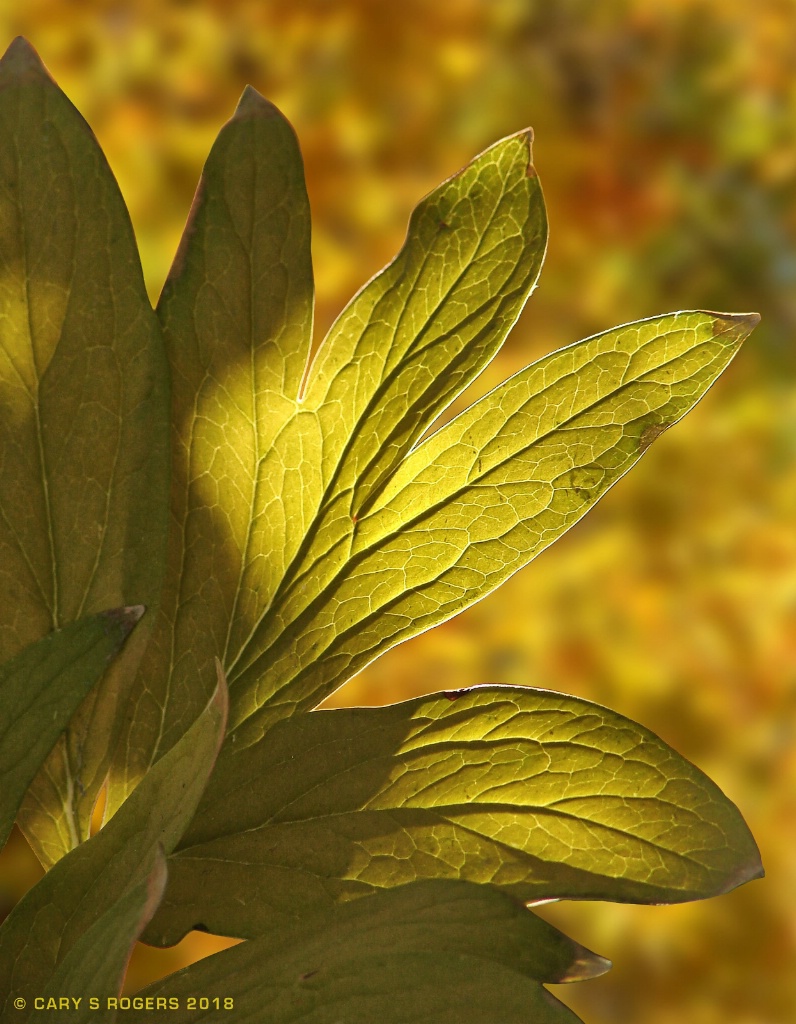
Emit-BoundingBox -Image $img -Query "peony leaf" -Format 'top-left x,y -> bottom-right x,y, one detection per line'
106,86 -> 314,813
0,37 -> 170,865
0,607 -> 142,849
142,880 -> 607,1024
146,686 -> 762,944
37,852 -> 167,1022
119,116 -> 546,801
0,668 -> 226,1015
231,310 -> 758,737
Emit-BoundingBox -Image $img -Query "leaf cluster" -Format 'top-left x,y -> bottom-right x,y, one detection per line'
0,37 -> 762,1022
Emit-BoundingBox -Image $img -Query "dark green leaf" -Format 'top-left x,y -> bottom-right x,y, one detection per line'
36,852 -> 167,1023
0,606 -> 143,849
0,668 -> 226,1015
0,37 -> 170,865
142,880 -> 605,1024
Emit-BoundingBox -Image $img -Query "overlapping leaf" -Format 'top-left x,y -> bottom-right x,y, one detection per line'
142,880 -> 607,1024
113,104 -> 547,810
0,42 -> 765,1019
38,854 -> 166,1023
95,75 -> 759,824
0,606 -> 142,849
0,671 -> 226,1017
0,38 -> 170,865
145,686 -> 762,945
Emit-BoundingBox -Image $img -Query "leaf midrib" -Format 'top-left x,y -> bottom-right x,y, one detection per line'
17,116 -> 59,629
175,798 -> 722,878
222,136 -> 264,669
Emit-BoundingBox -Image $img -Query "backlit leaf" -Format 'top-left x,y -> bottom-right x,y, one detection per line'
0,669 -> 226,1015
117,116 -> 546,808
230,309 -> 758,739
0,37 -> 170,865
0,606 -> 142,849
142,880 -> 606,1024
106,86 -> 315,812
146,686 -> 762,944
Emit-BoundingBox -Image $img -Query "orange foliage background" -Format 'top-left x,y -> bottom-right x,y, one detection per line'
0,2 -> 794,1022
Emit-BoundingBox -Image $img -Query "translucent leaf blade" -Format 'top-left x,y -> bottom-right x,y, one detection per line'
233,309 -> 758,731
107,87 -> 314,811
225,129 -> 546,709
0,607 -> 142,849
141,880 -> 602,1024
303,127 -> 546,509
0,37 -> 170,863
148,686 -> 762,943
0,670 -> 226,1014
120,122 -> 545,813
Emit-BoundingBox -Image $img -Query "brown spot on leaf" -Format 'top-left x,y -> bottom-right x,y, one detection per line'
638,422 -> 670,453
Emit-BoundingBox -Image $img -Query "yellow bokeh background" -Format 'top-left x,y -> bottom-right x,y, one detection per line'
0,2 -> 794,1022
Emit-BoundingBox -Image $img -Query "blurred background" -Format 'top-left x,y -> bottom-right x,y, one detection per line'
0,1 -> 794,1021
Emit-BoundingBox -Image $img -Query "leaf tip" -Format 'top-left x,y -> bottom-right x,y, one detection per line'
709,310 -> 761,343
0,36 -> 48,78
125,603 -> 147,623
233,84 -> 285,123
444,687 -> 471,701
719,845 -> 765,896
100,604 -> 146,644
556,949 -> 613,984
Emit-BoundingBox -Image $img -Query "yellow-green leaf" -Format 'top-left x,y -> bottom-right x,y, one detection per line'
141,880 -> 605,1024
0,38 -> 170,865
116,119 -> 546,811
0,607 -> 142,849
231,310 -> 758,737
106,87 -> 314,812
226,128 -> 546,711
301,128 -> 546,510
0,670 -> 226,1015
147,686 -> 762,944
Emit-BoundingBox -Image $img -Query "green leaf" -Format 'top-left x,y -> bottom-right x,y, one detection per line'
106,86 -> 314,814
37,852 -> 167,1023
0,606 -> 142,849
0,668 -> 226,1016
230,309 -> 758,737
301,128 -> 546,510
0,37 -> 170,864
146,686 -> 762,944
118,118 -> 545,810
141,880 -> 606,1024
